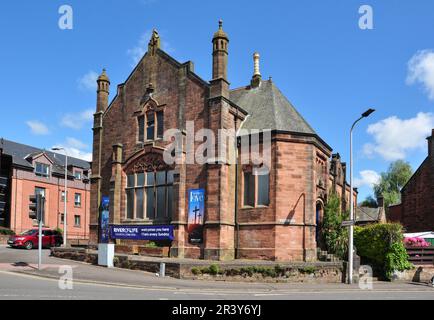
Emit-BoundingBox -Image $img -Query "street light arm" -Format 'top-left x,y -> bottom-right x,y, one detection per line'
351,116 -> 364,133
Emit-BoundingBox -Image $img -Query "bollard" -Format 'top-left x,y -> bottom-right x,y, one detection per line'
159,262 -> 166,278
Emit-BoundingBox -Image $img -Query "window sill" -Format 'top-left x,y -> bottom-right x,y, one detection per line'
121,218 -> 171,224
241,205 -> 270,210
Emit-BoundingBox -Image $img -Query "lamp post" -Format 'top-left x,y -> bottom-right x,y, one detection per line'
52,147 -> 68,247
348,108 -> 375,284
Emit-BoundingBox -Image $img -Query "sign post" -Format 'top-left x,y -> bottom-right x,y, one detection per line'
37,195 -> 45,270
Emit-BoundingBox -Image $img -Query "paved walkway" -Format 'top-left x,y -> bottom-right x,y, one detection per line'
0,245 -> 433,294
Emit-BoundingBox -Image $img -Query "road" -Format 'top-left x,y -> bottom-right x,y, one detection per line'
1,246 -> 434,300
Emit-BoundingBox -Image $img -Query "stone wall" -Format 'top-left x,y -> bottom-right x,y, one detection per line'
50,247 -> 344,283
392,266 -> 434,283
0,235 -> 10,244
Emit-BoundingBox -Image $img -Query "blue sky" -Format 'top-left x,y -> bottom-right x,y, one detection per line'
0,0 -> 433,202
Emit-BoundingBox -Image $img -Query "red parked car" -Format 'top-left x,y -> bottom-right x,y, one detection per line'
7,229 -> 63,250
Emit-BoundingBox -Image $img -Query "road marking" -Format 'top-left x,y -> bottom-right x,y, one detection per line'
1,269 -> 434,297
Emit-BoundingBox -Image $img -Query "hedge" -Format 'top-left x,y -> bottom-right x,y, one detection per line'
0,228 -> 15,235
354,223 -> 412,280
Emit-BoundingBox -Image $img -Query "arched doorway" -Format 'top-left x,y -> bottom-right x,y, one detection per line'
316,200 -> 325,249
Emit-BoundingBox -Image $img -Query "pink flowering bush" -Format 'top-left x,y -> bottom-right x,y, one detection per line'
404,237 -> 430,247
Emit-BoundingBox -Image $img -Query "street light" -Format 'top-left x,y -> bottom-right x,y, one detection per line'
52,147 -> 68,247
348,108 -> 375,284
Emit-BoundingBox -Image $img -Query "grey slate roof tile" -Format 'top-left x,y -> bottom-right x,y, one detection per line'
0,139 -> 90,176
230,80 -> 316,134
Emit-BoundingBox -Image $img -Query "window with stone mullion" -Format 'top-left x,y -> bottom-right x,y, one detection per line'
126,171 -> 174,220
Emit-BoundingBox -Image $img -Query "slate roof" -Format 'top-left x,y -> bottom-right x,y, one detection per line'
0,139 -> 90,177
230,80 -> 316,134
356,207 -> 385,223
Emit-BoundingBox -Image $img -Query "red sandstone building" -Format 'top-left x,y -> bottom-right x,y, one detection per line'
90,23 -> 356,261
389,129 -> 434,232
0,139 -> 91,240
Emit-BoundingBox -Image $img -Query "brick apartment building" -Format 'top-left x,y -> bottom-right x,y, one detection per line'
90,22 -> 356,261
0,139 -> 91,240
389,129 -> 434,232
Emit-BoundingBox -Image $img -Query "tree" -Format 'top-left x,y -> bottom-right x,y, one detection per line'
322,193 -> 348,259
373,160 -> 413,208
359,196 -> 377,208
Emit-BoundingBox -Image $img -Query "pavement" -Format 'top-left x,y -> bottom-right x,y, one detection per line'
1,245 -> 434,300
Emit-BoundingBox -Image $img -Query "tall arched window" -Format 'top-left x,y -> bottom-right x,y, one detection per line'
137,110 -> 164,142
126,170 -> 174,220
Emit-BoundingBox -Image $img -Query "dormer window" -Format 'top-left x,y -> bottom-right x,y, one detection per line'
35,162 -> 50,177
74,171 -> 82,180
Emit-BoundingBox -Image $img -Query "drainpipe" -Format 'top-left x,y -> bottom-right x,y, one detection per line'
235,114 -> 250,260
235,147 -> 239,259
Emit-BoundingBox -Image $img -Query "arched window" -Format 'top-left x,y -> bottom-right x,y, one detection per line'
146,111 -> 155,140
138,116 -> 145,142
126,170 -> 174,220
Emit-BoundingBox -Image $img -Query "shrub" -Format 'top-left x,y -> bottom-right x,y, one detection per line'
191,267 -> 201,275
322,192 -> 348,259
299,266 -> 316,274
0,228 -> 15,235
208,264 -> 220,275
145,241 -> 158,248
354,223 -> 412,280
404,237 -> 430,248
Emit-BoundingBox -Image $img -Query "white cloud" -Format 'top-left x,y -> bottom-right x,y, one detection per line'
363,112 -> 434,161
26,120 -> 50,135
127,30 -> 173,66
61,109 -> 94,130
52,138 -> 92,162
78,71 -> 99,91
354,170 -> 380,188
407,50 -> 434,100
66,137 -> 88,150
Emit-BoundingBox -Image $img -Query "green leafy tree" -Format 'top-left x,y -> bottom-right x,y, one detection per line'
373,160 -> 413,208
359,196 -> 377,208
322,193 -> 348,259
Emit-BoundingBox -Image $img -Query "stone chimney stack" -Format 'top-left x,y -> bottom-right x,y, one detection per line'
210,20 -> 229,98
377,195 -> 384,209
251,52 -> 262,88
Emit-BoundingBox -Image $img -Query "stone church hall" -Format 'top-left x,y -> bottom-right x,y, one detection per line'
90,21 -> 356,262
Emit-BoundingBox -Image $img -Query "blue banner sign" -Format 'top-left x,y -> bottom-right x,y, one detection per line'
100,196 -> 110,244
188,189 -> 205,244
110,225 -> 174,241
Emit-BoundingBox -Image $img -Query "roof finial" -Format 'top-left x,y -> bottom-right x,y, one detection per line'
98,68 -> 109,82
219,19 -> 223,29
148,29 -> 161,55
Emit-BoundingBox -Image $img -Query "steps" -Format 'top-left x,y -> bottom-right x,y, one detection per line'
317,248 -> 342,262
